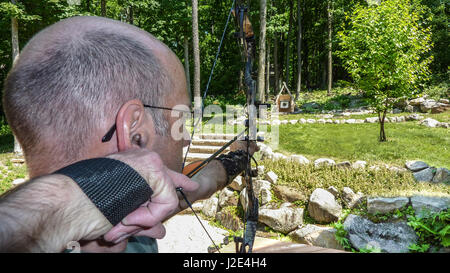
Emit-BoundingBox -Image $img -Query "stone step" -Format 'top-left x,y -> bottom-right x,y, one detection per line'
199,133 -> 236,140
191,138 -> 230,147
184,153 -> 213,163
189,145 -> 230,154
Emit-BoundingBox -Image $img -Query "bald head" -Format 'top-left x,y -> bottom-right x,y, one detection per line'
3,16 -> 187,175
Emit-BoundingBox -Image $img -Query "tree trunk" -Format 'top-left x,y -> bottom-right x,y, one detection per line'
327,0 -> 333,96
86,0 -> 91,12
295,0 -> 302,100
285,0 -> 294,86
101,0 -> 106,17
257,0 -> 267,103
378,110 -> 387,142
304,38 -> 309,89
183,35 -> 192,101
274,35 -> 279,94
11,0 -> 22,155
265,39 -> 270,101
127,6 -> 134,24
192,0 -> 201,111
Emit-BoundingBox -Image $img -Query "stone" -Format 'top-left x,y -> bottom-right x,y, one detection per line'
259,205 -> 304,234
393,108 -> 402,114
308,188 -> 342,223
396,116 -> 406,122
387,166 -> 407,173
367,197 -> 410,214
432,168 -> 450,184
192,201 -> 204,213
345,119 -> 356,124
413,167 -> 436,182
257,165 -> 265,176
229,175 -> 245,191
410,97 -> 425,106
259,187 -> 273,206
404,105 -> 415,113
265,171 -> 278,184
336,161 -> 351,168
314,158 -> 336,168
306,119 -> 316,124
405,114 -> 424,121
317,119 -> 326,124
327,186 -> 339,198
289,155 -> 310,165
420,118 -> 440,128
218,187 -> 239,208
12,178 -> 26,185
439,99 -> 449,104
298,118 -> 307,124
215,210 -> 243,231
272,152 -> 288,161
342,187 -> 364,209
410,196 -> 450,217
344,214 -> 417,253
325,119 -> 333,124
289,119 -> 298,124
365,117 -> 378,123
431,106 -> 446,114
281,120 -> 289,125
333,120 -> 341,124
289,224 -> 344,250
254,180 -> 272,195
252,180 -> 272,206
271,119 -> 281,125
355,119 -> 364,124
11,158 -> 25,164
405,160 -> 429,172
352,160 -> 367,169
202,196 -> 219,218
438,122 -> 450,128
273,185 -> 307,203
420,100 -> 437,113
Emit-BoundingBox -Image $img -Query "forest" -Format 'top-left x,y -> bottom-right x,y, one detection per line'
0,0 -> 448,113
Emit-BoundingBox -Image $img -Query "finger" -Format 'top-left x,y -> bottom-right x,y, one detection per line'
134,222 -> 166,239
166,169 -> 199,192
103,223 -> 142,243
121,199 -> 176,227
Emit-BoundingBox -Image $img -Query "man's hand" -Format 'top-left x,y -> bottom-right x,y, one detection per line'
230,140 -> 259,156
96,149 -> 199,244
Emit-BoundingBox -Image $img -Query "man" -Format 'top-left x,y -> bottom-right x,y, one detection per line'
0,16 -> 255,252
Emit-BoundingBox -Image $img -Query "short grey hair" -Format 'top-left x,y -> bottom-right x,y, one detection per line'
3,28 -> 172,160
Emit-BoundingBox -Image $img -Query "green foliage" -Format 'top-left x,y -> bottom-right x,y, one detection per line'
423,82 -> 450,100
338,0 -> 433,113
0,2 -> 40,21
407,209 -> 450,249
261,158 -> 449,199
332,221 -> 352,250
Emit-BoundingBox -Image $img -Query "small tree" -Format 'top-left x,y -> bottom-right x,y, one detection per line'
338,0 -> 433,142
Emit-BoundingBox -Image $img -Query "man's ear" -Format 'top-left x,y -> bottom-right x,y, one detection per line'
115,99 -> 154,151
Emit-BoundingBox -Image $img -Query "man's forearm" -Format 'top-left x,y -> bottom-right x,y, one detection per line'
170,160 -> 228,217
0,174 -> 110,252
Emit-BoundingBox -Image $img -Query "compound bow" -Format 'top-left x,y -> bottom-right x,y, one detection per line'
177,0 -> 260,254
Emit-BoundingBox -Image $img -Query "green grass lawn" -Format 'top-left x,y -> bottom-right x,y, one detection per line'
276,121 -> 449,168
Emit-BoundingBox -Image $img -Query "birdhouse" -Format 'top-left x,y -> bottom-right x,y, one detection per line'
275,82 -> 295,113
